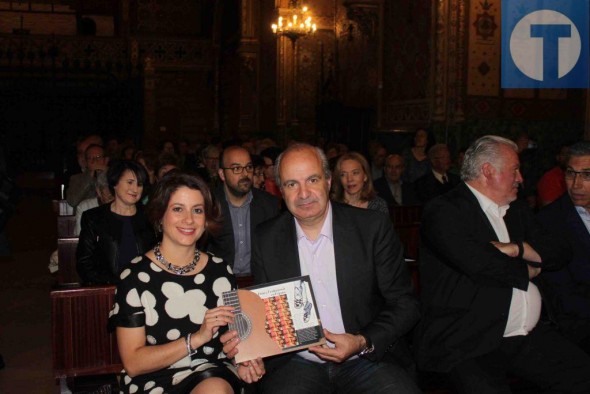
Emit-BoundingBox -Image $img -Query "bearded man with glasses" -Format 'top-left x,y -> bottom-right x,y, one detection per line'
207,146 -> 280,276
538,140 -> 590,355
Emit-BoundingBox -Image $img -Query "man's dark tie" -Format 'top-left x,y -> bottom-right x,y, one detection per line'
442,174 -> 448,184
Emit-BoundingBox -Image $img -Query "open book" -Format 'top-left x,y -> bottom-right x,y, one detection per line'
222,276 -> 325,363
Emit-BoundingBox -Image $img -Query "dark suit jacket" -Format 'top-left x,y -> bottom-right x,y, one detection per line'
77,204 -> 156,285
208,187 -> 280,271
537,194 -> 590,342
414,171 -> 460,204
373,177 -> 419,206
252,201 -> 420,364
415,183 -> 570,372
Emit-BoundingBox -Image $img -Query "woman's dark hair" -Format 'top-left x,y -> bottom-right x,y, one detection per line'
107,160 -> 149,197
260,146 -> 282,165
146,171 -> 222,247
251,154 -> 265,170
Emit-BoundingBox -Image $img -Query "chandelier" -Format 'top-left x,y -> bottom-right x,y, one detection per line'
271,0 -> 317,43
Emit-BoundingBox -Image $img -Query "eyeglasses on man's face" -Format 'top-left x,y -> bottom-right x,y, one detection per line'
222,164 -> 254,174
86,155 -> 105,163
565,169 -> 590,182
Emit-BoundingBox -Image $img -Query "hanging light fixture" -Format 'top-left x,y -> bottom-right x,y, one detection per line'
271,0 -> 317,43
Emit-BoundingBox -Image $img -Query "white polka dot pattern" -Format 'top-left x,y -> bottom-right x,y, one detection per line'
126,288 -> 141,307
120,268 -> 131,280
166,329 -> 180,340
138,272 -> 150,283
110,253 -> 236,392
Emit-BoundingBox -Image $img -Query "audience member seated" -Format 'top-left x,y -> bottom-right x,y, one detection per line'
537,143 -> 570,207
367,141 -> 387,181
416,135 -> 590,393
105,135 -> 121,160
251,154 -> 266,189
324,142 -> 340,160
177,138 -> 200,172
135,150 -> 158,186
77,160 -> 156,285
331,152 -> 388,214
207,146 -> 280,276
415,143 -> 460,203
197,144 -> 221,188
121,145 -> 137,161
156,154 -> 179,180
66,143 -> 108,208
538,141 -> 590,354
74,169 -> 114,236
515,132 -> 542,209
260,147 -> 283,199
108,172 -> 264,393
227,143 -> 420,393
159,139 -> 176,157
63,134 -> 103,190
374,154 -> 419,206
402,128 -> 431,183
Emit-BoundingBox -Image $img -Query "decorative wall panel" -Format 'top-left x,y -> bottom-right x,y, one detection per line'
380,0 -> 432,128
467,0 -> 500,96
133,0 -> 209,37
338,2 -> 379,108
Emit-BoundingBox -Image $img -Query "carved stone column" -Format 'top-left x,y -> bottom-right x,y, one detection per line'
238,0 -> 260,135
432,0 -> 466,124
143,56 -> 157,148
341,0 -> 381,107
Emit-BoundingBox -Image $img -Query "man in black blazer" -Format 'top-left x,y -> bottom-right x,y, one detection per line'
224,144 -> 420,393
416,135 -> 590,393
373,154 -> 419,206
414,143 -> 460,203
207,146 -> 280,275
537,141 -> 590,354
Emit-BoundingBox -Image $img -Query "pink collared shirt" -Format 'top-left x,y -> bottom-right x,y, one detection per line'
294,203 -> 347,363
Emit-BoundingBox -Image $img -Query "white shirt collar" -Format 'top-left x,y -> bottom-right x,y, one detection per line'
466,183 -> 510,218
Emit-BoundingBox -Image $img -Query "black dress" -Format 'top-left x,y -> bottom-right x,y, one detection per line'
108,253 -> 240,393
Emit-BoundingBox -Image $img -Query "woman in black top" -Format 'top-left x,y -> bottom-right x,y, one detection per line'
77,160 -> 156,284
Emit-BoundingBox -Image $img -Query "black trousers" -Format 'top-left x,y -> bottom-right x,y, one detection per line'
449,323 -> 590,394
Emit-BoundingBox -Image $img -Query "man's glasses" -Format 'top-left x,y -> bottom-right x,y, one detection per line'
86,155 -> 104,163
222,164 -> 254,174
565,169 -> 590,182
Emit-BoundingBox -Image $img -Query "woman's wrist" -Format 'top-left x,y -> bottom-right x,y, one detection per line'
185,333 -> 198,356
190,330 -> 207,351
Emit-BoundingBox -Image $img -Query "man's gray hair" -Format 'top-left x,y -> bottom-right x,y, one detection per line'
568,141 -> 590,159
461,135 -> 518,181
274,143 -> 331,187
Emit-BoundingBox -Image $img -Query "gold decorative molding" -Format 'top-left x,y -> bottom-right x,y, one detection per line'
433,0 -> 467,123
467,0 -> 500,96
0,35 -> 215,73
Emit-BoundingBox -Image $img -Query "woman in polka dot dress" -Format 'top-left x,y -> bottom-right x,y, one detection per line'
108,172 -> 265,393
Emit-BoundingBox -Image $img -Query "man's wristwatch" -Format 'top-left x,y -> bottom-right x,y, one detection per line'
358,334 -> 375,357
